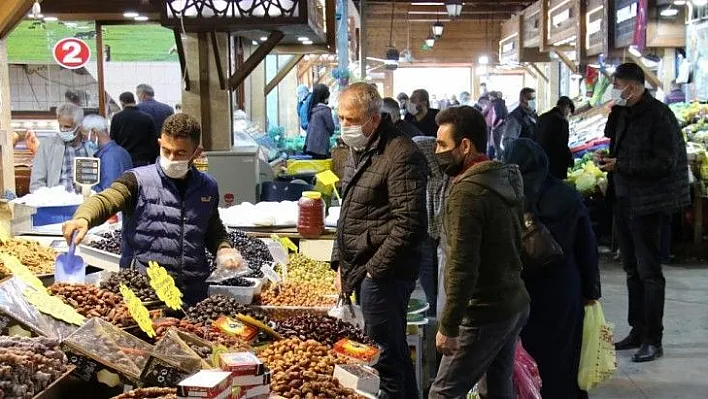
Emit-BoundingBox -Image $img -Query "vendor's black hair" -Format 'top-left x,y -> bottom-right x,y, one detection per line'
613,63 -> 645,85
162,113 -> 201,145
557,96 -> 575,114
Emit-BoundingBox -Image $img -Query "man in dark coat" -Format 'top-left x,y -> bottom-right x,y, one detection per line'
405,89 -> 440,137
136,83 -> 174,133
381,97 -> 424,139
537,96 -> 575,180
601,63 -> 690,362
502,88 -> 538,156
333,83 -> 428,399
111,92 -> 159,167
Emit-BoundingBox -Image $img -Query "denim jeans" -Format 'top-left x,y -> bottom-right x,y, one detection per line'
429,306 -> 530,399
359,277 -> 419,399
615,199 -> 666,346
418,236 -> 438,316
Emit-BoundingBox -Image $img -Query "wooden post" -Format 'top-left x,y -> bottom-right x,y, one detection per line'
228,31 -> 284,90
265,54 -> 304,95
575,0 -> 587,69
359,0 -> 367,80
540,0 -> 549,52
95,22 -> 106,117
0,39 -> 15,192
198,32 -> 212,150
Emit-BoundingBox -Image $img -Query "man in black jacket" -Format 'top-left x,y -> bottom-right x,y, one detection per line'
601,63 -> 690,362
405,89 -> 440,137
110,92 -> 158,167
502,88 -> 538,156
333,83 -> 428,399
382,97 -> 424,139
537,96 -> 575,180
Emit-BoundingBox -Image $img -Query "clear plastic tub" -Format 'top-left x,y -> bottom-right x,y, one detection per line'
207,278 -> 262,304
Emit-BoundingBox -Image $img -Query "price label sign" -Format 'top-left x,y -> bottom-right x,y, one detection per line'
74,157 -> 101,186
270,234 -> 298,253
0,253 -> 46,292
119,284 -> 156,337
23,288 -> 86,326
146,261 -> 183,310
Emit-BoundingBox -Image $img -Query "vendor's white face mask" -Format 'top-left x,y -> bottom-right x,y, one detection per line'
160,156 -> 191,179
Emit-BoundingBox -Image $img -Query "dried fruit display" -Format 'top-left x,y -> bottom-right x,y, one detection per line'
0,336 -> 69,399
47,283 -> 133,327
0,263 -> 9,280
257,338 -> 363,399
258,283 -> 337,307
211,276 -> 255,287
100,269 -> 159,302
112,387 -> 177,399
227,230 -> 273,270
281,253 -> 336,289
0,238 -> 57,275
87,230 -> 121,254
153,318 -> 250,352
184,294 -> 269,325
63,318 -> 153,380
276,314 -> 372,347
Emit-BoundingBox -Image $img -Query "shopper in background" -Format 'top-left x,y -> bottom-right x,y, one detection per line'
664,80 -> 686,105
459,91 -> 472,107
136,83 -> 174,133
537,96 -> 575,180
382,97 -> 424,139
405,89 -> 440,137
504,138 -> 601,399
484,91 -> 508,159
304,84 -> 335,159
297,84 -> 312,131
502,87 -> 538,156
81,115 -> 133,192
332,82 -> 427,399
602,63 -> 690,362
397,92 -> 410,117
30,103 -> 95,193
449,95 -> 460,106
111,92 -> 159,167
62,113 -> 244,305
429,106 -> 529,399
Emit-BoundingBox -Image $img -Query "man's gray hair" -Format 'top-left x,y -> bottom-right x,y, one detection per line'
82,114 -> 108,133
136,83 -> 155,98
381,97 -> 400,121
341,82 -> 383,117
56,103 -> 84,126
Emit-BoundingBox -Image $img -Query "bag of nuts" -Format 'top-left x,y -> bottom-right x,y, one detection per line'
328,294 -> 364,329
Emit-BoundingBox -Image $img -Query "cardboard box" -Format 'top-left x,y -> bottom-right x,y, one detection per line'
177,370 -> 233,398
232,383 -> 271,399
334,364 -> 380,395
219,352 -> 265,377
231,370 -> 271,387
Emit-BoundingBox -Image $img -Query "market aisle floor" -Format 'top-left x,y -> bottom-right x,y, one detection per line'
592,259 -> 708,399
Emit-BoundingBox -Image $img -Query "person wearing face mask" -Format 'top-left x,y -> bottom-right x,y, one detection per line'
80,115 -> 133,192
397,92 -> 409,116
381,97 -> 423,139
601,63 -> 690,363
30,103 -> 96,193
62,113 -> 244,305
404,89 -> 440,137
501,87 -> 538,157
304,84 -> 335,159
537,96 -> 575,180
332,83 -> 428,399
430,106 -> 529,399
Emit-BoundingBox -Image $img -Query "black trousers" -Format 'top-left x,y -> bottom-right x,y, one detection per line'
615,199 -> 666,346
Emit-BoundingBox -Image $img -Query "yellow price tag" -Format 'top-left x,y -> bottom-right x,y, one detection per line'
146,261 -> 183,310
119,284 -> 156,338
23,288 -> 86,326
0,253 -> 45,291
270,234 -> 298,253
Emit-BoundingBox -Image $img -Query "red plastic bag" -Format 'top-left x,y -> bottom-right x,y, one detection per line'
514,340 -> 542,399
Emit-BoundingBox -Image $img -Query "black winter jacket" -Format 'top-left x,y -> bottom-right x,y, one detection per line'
604,91 -> 690,216
537,107 -> 573,180
332,114 -> 428,293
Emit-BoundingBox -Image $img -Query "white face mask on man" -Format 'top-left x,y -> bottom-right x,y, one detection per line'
160,151 -> 195,179
340,118 -> 372,151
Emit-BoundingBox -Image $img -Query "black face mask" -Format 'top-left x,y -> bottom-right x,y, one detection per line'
436,147 -> 464,176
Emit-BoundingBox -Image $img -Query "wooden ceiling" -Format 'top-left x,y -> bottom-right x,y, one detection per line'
365,2 -> 519,64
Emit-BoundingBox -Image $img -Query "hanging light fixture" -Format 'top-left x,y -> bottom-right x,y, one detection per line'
445,0 -> 463,18
31,1 -> 42,18
660,5 -> 679,16
425,34 -> 436,48
478,20 -> 489,65
432,20 -> 444,38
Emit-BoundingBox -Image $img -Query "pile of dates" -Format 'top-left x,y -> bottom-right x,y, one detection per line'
209,276 -> 254,287
257,338 -> 362,399
48,283 -> 133,327
0,336 -> 68,399
87,230 -> 122,255
112,387 -> 176,399
276,314 -> 373,347
152,318 -> 250,351
184,294 -> 269,325
100,269 -> 158,302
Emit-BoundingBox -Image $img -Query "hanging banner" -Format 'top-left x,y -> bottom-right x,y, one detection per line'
632,0 -> 647,51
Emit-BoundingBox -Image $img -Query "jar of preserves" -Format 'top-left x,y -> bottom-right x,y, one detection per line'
298,191 -> 325,238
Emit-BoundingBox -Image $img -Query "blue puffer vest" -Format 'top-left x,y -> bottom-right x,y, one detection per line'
121,164 -> 219,304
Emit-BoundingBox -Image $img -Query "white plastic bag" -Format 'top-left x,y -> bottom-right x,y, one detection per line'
205,250 -> 249,283
328,294 -> 364,329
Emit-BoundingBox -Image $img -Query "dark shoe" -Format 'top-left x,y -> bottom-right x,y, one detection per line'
615,334 -> 642,350
632,344 -> 663,362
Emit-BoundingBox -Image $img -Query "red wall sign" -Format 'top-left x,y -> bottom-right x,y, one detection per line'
53,38 -> 91,69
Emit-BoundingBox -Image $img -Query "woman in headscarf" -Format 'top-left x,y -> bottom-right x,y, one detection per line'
503,139 -> 601,399
304,84 -> 335,159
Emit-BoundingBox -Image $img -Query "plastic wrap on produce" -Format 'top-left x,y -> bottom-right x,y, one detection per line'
63,318 -> 154,381
0,277 -> 77,340
11,185 -> 85,207
218,201 -> 298,227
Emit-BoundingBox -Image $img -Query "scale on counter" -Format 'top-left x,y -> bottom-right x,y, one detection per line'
73,157 -> 100,199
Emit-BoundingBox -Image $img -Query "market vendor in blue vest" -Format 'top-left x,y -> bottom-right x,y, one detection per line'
62,113 -> 243,305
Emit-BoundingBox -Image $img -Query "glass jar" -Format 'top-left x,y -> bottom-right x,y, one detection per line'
298,191 -> 325,238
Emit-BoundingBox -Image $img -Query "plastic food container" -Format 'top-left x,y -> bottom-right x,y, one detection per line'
32,205 -> 79,227
207,278 -> 262,304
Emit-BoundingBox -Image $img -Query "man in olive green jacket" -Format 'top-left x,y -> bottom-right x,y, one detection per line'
429,106 -> 530,399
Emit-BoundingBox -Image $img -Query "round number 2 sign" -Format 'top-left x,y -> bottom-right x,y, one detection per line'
53,38 -> 91,69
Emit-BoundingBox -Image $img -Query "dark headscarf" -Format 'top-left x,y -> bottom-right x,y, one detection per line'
307,84 -> 330,122
502,138 -> 549,212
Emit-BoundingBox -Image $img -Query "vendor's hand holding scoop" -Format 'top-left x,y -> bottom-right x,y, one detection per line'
216,248 -> 245,270
62,218 -> 89,246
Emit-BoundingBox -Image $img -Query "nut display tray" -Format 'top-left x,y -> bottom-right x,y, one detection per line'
77,235 -> 121,273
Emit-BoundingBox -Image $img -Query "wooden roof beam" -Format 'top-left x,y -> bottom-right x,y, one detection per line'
0,0 -> 36,38
229,30 -> 284,90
